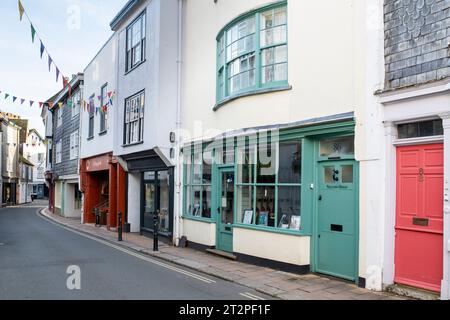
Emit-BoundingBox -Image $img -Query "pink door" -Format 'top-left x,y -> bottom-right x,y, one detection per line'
395,144 -> 443,292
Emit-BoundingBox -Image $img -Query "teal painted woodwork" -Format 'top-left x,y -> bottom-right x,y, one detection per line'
315,160 -> 358,281
216,167 -> 235,252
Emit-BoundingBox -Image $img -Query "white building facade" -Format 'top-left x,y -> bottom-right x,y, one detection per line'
23,129 -> 47,199
109,0 -> 181,239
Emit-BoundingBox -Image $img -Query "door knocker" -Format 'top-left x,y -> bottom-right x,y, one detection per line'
332,169 -> 340,182
419,168 -> 424,182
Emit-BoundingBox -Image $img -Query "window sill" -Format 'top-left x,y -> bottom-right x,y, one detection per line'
214,84 -> 292,111
122,141 -> 144,148
87,136 -> 94,141
182,215 -> 214,224
125,59 -> 146,76
99,130 -> 108,136
234,223 -> 307,237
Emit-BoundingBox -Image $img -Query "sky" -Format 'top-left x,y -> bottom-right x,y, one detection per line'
0,0 -> 128,135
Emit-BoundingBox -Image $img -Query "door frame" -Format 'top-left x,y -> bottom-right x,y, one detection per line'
215,165 -> 236,252
311,139 -> 360,284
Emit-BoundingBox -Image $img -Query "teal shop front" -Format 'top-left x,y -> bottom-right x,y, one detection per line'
182,117 -> 360,283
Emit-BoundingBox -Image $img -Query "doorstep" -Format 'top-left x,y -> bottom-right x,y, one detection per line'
384,284 -> 439,300
206,249 -> 237,261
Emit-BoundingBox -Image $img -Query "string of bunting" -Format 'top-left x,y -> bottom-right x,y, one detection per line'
18,0 -> 68,89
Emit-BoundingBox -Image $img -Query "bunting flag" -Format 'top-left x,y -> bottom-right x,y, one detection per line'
18,0 -> 25,21
39,102 -> 43,108
30,101 -> 34,107
31,24 -> 36,43
21,99 -> 25,105
13,96 -> 17,103
17,0 -> 66,87
5,93 -> 9,99
40,41 -> 45,59
48,56 -> 53,71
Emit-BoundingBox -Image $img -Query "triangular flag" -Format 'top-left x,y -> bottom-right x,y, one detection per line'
31,24 -> 36,43
48,56 -> 53,71
68,84 -> 72,96
58,102 -> 63,108
18,0 -> 25,21
56,68 -> 60,82
39,102 -> 43,108
109,98 -> 113,107
98,95 -> 102,101
40,41 -> 45,59
13,96 -> 17,103
21,99 -> 25,105
107,91 -> 113,98
30,101 -> 34,107
5,93 -> 9,99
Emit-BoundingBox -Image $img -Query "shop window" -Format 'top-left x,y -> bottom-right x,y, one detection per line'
184,147 -> 212,219
397,119 -> 443,139
236,138 -> 302,232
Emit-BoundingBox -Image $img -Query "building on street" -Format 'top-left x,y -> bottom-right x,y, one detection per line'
80,33 -> 126,229
109,0 -> 181,241
23,129 -> 47,200
45,74 -> 83,218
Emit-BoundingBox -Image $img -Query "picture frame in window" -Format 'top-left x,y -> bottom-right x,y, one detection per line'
290,215 -> 301,231
278,214 -> 289,229
193,204 -> 201,217
258,211 -> 269,226
242,210 -> 254,224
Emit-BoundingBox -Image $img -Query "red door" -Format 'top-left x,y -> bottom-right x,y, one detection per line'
395,144 -> 443,292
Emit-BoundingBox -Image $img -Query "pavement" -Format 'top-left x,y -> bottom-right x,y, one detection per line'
33,204 -> 405,300
0,205 -> 274,300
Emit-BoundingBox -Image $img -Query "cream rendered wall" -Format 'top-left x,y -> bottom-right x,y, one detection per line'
128,173 -> 141,233
234,228 -> 310,266
182,0 -> 355,141
182,219 -> 216,247
182,0 -> 380,283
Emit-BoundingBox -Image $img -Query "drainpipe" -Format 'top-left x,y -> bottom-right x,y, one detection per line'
441,113 -> 450,300
174,0 -> 184,247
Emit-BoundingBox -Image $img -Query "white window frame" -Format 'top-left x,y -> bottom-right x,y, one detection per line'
57,108 -> 63,128
70,130 -> 79,160
124,91 -> 145,145
72,90 -> 81,118
126,11 -> 146,72
56,140 -> 62,164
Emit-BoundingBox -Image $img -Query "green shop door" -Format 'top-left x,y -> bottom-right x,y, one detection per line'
316,161 -> 358,281
216,168 -> 235,253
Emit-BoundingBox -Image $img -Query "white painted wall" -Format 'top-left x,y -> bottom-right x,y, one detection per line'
128,173 -> 141,233
182,219 -> 216,247
54,181 -> 62,209
23,131 -> 46,185
63,182 -> 81,218
378,80 -> 450,298
234,228 -> 311,266
81,34 -> 117,159
113,0 -> 179,163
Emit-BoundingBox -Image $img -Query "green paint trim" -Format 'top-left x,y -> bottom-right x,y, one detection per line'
182,215 -> 214,224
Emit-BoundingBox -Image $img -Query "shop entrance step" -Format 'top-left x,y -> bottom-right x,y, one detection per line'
206,249 -> 237,261
384,284 -> 440,300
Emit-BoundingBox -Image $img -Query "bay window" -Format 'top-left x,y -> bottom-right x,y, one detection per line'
216,3 -> 288,103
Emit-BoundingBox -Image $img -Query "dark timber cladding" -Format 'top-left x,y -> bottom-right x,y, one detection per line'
384,0 -> 450,90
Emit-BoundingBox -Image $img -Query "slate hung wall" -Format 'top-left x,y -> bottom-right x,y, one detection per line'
384,0 -> 450,89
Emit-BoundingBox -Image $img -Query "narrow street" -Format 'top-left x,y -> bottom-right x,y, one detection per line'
0,205 -> 272,300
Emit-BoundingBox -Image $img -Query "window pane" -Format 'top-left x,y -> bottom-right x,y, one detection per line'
255,186 -> 275,227
191,186 -> 201,216
277,186 -> 301,230
261,10 -> 274,29
201,186 -> 212,218
237,144 -> 255,184
193,150 -> 202,184
324,166 -> 336,184
320,136 -> 355,158
278,140 -> 301,184
262,65 -> 274,84
237,186 -> 254,224
274,63 -> 288,81
257,143 -> 276,184
274,7 -> 287,26
203,150 -> 212,184
261,25 -> 287,47
342,165 -> 354,183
